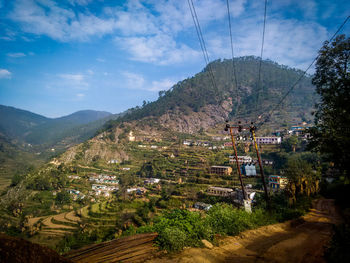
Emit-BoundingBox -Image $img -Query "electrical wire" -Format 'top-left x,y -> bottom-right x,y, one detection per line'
256,15 -> 350,129
226,0 -> 239,97
254,0 -> 268,115
187,0 -> 218,92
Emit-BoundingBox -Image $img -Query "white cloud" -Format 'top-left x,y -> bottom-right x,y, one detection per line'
9,0 -> 117,41
122,71 -> 175,92
116,34 -> 200,65
96,58 -> 105,62
58,73 -> 88,87
122,71 -> 145,90
7,52 -> 26,58
68,0 -> 92,6
87,69 -> 94,75
0,69 -> 12,79
4,0 -> 336,70
76,93 -> 85,97
150,79 -> 175,92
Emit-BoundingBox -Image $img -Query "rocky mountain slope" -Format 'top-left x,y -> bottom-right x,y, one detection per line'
107,57 -> 316,134
53,57 -> 317,166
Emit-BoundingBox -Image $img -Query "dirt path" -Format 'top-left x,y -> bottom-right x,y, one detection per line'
148,199 -> 341,263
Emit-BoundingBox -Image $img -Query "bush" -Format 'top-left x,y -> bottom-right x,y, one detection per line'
158,227 -> 187,251
205,204 -> 273,236
152,209 -> 213,251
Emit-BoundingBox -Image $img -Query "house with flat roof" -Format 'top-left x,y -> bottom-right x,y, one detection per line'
194,202 -> 212,211
229,156 -> 253,164
207,186 -> 234,197
256,137 -> 281,144
268,175 -> 289,190
210,166 -> 232,175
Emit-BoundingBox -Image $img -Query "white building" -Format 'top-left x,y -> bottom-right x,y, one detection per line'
229,156 -> 253,164
144,178 -> 160,184
256,137 -> 281,144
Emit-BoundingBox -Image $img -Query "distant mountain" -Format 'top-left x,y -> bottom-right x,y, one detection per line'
105,56 -> 316,133
0,106 -> 121,187
24,110 -> 113,146
0,105 -> 49,139
0,105 -> 113,147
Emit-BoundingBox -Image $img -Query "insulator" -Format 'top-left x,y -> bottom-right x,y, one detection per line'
236,136 -> 240,141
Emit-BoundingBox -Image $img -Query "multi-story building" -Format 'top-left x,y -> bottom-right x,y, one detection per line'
229,155 -> 253,164
207,186 -> 234,197
268,175 -> 289,190
210,166 -> 232,175
256,137 -> 281,144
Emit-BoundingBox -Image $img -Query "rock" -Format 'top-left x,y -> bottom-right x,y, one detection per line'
201,239 -> 214,249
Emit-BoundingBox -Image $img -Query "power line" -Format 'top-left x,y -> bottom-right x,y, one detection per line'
226,0 -> 239,98
187,0 -> 218,92
256,15 -> 350,129
254,0 -> 268,115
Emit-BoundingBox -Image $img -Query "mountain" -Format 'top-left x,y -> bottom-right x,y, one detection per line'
0,106 -> 113,147
106,56 -> 316,134
0,106 -> 118,187
24,110 -> 113,146
0,105 -> 49,139
54,57 -> 317,167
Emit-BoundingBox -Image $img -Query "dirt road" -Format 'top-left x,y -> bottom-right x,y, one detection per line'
148,199 -> 341,263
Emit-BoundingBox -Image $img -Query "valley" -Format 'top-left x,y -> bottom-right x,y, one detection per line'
0,57 -> 343,262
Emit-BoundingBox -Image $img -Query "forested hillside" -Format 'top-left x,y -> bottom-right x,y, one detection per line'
108,57 -> 316,132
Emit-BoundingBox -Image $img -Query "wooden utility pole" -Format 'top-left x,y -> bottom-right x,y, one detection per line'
225,122 -> 247,200
250,124 -> 270,210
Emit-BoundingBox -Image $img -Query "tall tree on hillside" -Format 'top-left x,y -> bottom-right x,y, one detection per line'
308,34 -> 350,177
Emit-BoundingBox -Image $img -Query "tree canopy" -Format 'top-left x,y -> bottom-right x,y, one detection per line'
309,34 -> 350,177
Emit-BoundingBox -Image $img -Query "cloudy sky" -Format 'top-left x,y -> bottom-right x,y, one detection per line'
0,0 -> 349,117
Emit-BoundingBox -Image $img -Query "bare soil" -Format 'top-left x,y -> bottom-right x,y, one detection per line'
147,199 -> 341,263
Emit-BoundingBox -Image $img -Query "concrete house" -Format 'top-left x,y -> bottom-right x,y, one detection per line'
207,186 -> 234,197
210,166 -> 232,175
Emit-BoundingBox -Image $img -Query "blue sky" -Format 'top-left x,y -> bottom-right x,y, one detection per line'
0,0 -> 349,117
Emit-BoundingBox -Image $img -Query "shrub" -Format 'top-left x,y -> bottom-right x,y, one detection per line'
157,227 -> 187,251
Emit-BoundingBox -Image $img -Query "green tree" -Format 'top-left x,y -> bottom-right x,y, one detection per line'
282,136 -> 299,152
309,35 -> 350,177
56,191 -> 71,204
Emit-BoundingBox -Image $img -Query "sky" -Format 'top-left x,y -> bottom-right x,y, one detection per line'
0,0 -> 349,118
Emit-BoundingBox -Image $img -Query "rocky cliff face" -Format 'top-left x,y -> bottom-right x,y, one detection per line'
159,98 -> 233,134
56,129 -> 129,165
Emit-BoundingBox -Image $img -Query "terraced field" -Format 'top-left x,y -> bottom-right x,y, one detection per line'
28,210 -> 82,246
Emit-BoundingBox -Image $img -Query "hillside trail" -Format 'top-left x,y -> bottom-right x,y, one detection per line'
147,199 -> 342,263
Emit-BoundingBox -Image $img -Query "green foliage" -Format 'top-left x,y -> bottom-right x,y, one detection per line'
136,197 -> 311,252
157,227 -> 187,252
281,136 -> 300,152
10,174 -> 24,187
55,191 -> 71,205
206,204 -> 274,236
309,34 -> 350,177
152,209 -> 213,251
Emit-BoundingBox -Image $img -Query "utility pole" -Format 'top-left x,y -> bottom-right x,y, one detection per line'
250,123 -> 270,210
225,121 -> 248,200
225,121 -> 270,210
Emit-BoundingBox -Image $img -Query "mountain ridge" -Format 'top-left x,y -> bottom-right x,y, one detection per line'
104,57 -> 316,134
